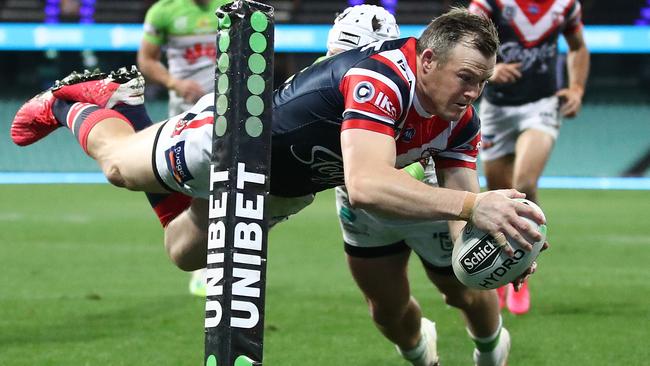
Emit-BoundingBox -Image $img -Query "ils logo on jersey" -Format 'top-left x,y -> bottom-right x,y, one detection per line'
373,92 -> 397,118
353,81 -> 375,103
165,141 -> 194,185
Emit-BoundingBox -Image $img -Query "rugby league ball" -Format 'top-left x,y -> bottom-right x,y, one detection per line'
451,198 -> 547,290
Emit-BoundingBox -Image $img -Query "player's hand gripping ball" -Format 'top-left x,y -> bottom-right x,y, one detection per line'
452,198 -> 547,290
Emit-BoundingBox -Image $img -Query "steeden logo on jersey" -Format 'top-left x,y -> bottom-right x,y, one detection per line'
165,141 -> 194,185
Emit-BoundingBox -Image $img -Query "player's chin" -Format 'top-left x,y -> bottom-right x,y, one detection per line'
446,103 -> 468,120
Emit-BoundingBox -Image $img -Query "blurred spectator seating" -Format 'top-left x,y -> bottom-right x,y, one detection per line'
93,0 -> 147,23
288,0 -> 448,24
0,0 -> 147,23
0,0 -> 44,22
0,0 -> 448,24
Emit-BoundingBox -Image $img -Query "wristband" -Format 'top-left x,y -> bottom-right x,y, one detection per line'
459,192 -> 476,220
402,161 -> 425,181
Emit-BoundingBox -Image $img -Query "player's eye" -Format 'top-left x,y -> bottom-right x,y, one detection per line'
458,74 -> 472,82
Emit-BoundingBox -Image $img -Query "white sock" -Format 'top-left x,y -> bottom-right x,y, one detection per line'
400,335 -> 427,360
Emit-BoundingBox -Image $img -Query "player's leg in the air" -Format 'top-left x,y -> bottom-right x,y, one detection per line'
11,67 -> 168,194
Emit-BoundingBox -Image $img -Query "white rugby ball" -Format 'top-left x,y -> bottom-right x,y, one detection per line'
451,198 -> 547,290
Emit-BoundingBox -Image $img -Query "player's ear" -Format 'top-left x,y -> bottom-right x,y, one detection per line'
420,49 -> 437,73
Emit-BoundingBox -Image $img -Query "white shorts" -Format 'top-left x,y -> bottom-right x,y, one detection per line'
153,93 -> 314,224
479,96 -> 562,161
153,94 -> 214,198
335,186 -> 453,271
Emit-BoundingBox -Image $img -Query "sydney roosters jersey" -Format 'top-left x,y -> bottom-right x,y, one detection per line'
270,38 -> 418,197
270,38 -> 481,196
395,105 -> 480,172
469,0 -> 583,105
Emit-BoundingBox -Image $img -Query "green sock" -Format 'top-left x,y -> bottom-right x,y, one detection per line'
469,316 -> 502,353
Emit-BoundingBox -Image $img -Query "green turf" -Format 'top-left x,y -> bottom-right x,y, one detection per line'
0,186 -> 648,365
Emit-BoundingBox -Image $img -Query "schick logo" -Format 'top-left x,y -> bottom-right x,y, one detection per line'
460,234 -> 501,274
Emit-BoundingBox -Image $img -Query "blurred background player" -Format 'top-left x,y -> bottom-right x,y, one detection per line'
137,0 -> 231,296
468,0 -> 590,314
328,5 -> 509,366
324,4 -> 399,56
138,0 -> 230,116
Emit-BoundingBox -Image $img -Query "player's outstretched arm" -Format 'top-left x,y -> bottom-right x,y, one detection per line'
341,129 -> 467,220
341,129 -> 545,249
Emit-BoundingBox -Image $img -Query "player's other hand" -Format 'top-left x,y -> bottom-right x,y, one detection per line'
174,79 -> 206,104
488,62 -> 522,84
471,189 -> 546,255
556,86 -> 584,118
511,241 -> 549,290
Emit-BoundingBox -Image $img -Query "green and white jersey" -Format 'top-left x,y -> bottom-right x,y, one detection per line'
143,0 -> 230,91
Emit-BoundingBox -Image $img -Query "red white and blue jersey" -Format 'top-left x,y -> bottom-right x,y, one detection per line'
270,37 -> 418,196
271,37 -> 480,196
395,105 -> 480,172
469,0 -> 583,105
154,38 -> 481,199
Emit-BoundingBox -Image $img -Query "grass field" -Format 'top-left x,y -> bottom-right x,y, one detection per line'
0,185 -> 649,365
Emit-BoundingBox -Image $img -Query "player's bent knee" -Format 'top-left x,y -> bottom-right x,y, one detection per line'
164,228 -> 207,272
367,297 -> 411,325
103,162 -> 127,188
102,160 -> 146,191
165,239 -> 204,271
441,287 -> 480,309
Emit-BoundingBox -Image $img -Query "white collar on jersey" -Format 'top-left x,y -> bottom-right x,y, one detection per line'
413,93 -> 433,118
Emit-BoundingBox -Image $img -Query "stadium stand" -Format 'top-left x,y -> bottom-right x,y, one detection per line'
93,1 -> 148,23
0,0 -> 44,22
